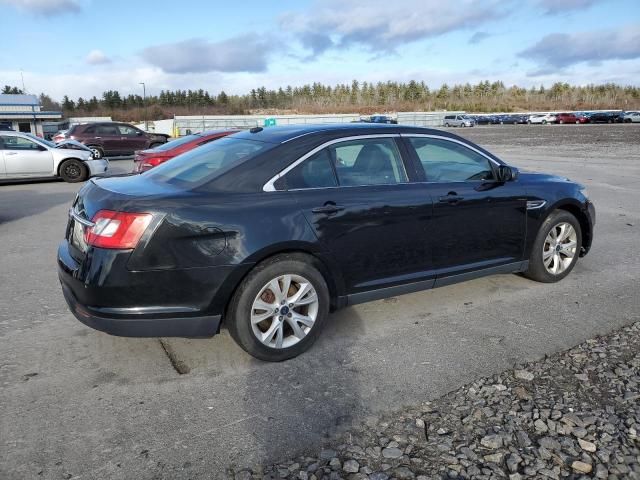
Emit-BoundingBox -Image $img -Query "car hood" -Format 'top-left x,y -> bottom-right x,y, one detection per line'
55,139 -> 92,152
517,169 -> 574,183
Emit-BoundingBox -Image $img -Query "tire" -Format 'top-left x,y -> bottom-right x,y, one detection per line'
87,145 -> 104,159
148,142 -> 163,149
444,123 -> 450,127
226,253 -> 330,361
559,120 -> 564,124
542,120 -> 547,125
527,120 -> 532,124
524,210 -> 582,283
59,159 -> 88,183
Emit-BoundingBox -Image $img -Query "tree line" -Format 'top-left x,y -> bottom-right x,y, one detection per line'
4,81 -> 639,121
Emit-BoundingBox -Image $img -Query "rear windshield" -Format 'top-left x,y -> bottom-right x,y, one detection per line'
152,134 -> 201,151
144,137 -> 273,188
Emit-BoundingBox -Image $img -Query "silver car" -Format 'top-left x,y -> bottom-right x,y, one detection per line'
0,132 -> 108,183
443,114 -> 475,127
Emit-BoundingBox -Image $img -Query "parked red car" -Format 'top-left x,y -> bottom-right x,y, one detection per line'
133,129 -> 237,172
555,113 -> 579,124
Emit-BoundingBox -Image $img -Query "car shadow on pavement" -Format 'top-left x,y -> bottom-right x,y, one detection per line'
236,307 -> 367,472
0,189 -> 74,224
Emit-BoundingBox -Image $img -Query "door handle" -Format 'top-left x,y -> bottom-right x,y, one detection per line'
438,192 -> 464,203
312,203 -> 345,214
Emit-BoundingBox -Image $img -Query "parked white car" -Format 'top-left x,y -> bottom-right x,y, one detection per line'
623,112 -> 640,123
527,114 -> 557,125
0,132 -> 108,183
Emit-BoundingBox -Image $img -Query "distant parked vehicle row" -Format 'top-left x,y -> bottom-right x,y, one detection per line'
53,122 -> 170,159
465,110 -> 635,126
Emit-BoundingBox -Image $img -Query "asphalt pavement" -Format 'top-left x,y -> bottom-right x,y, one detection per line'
1,125 -> 639,479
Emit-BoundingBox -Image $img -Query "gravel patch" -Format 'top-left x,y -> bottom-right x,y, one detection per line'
235,322 -> 640,479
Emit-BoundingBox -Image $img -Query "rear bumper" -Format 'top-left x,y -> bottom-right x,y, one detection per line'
57,240 -> 234,337
60,281 -> 221,337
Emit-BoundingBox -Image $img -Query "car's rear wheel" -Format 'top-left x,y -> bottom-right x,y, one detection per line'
524,210 -> 582,283
226,253 -> 330,361
542,120 -> 547,125
59,159 -> 88,183
87,145 -> 103,159
444,123 -> 450,127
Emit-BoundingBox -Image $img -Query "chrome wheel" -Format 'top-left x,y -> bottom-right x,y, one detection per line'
250,274 -> 319,349
63,163 -> 81,179
89,147 -> 102,159
543,222 -> 577,275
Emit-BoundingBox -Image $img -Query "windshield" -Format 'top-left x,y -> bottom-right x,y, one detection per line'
144,137 -> 274,188
25,133 -> 55,148
151,134 -> 202,152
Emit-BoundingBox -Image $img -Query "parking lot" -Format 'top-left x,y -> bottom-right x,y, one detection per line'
1,124 -> 639,479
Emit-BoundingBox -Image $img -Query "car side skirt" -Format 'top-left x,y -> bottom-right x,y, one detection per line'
345,261 -> 528,306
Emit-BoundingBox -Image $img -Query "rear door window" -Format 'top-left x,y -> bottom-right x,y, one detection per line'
279,137 -> 407,190
96,125 -> 119,135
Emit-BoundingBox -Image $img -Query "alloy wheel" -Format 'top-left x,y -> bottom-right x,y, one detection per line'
63,163 -> 81,180
543,222 -> 577,275
250,274 -> 319,349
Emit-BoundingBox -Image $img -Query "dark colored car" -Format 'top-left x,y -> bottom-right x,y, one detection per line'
555,113 -> 579,124
54,122 -> 169,159
497,114 -> 528,125
473,115 -> 500,125
133,129 -> 237,172
58,124 -> 595,361
588,112 -> 620,124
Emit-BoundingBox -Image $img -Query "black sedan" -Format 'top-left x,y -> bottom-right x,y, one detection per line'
58,124 -> 595,361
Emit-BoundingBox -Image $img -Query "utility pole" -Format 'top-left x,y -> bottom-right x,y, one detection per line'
139,82 -> 147,131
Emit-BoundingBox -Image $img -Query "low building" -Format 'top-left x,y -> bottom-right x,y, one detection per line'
0,94 -> 62,136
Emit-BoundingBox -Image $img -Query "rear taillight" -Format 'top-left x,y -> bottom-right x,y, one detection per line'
140,156 -> 168,171
85,210 -> 152,249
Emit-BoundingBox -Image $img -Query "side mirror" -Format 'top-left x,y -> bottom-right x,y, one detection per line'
136,131 -> 144,136
497,165 -> 518,182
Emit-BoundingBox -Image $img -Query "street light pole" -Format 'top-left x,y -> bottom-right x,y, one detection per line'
139,82 -> 147,131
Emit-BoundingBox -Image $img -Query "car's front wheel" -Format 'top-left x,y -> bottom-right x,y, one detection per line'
59,159 -> 88,183
227,253 -> 330,361
524,210 -> 582,283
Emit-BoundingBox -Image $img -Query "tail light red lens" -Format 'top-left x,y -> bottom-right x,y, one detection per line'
85,210 -> 152,249
141,156 -> 168,171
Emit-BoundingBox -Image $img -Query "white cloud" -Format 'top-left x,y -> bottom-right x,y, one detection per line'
0,0 -> 81,16
520,24 -> 640,70
281,0 -> 509,55
85,50 -> 111,65
141,35 -> 276,74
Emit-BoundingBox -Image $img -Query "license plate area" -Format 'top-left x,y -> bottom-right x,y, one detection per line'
68,216 -> 89,255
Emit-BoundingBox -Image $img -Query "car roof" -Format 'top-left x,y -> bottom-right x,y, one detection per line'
229,123 -> 455,144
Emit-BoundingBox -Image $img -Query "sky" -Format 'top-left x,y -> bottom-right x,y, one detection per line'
0,0 -> 639,101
